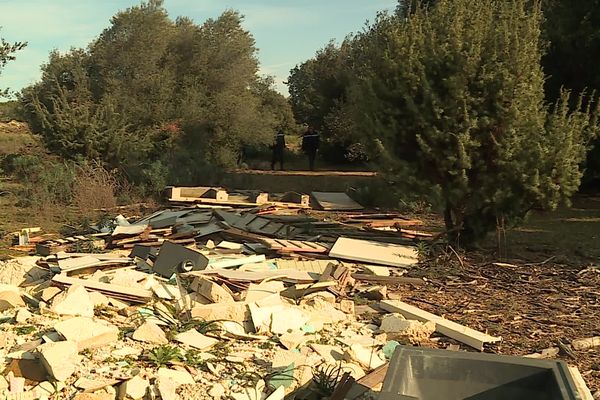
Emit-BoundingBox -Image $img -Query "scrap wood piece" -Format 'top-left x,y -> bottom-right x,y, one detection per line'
351,274 -> 425,286
311,191 -> 363,211
330,372 -> 355,400
52,274 -> 152,303
568,366 -> 594,400
380,300 -> 502,351
262,239 -> 328,253
329,237 -> 418,268
571,336 -> 600,351
345,363 -> 389,399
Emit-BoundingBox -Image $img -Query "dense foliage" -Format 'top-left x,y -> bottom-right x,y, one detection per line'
542,0 -> 600,186
289,0 -> 600,245
20,1 -> 295,192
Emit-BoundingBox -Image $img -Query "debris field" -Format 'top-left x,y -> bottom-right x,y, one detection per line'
0,187 -> 598,400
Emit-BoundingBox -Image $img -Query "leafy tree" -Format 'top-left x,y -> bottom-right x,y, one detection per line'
0,28 -> 26,97
19,2 -> 295,192
343,0 -> 599,245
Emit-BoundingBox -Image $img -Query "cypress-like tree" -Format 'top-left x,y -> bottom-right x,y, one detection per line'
348,0 -> 599,245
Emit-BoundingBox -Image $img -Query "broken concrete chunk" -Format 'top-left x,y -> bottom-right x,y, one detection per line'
38,340 -> 78,381
0,290 -> 25,311
380,314 -> 436,344
309,344 -> 345,363
344,344 -> 385,370
339,299 -> 355,315
279,331 -> 312,350
50,285 -> 94,317
362,285 -> 387,301
380,313 -> 407,331
208,383 -> 227,399
132,321 -> 168,345
54,317 -> 119,351
156,376 -> 179,400
195,278 -> 235,303
157,368 -> 195,385
174,329 -> 218,350
15,308 -> 32,323
271,307 -> 310,335
118,375 -> 149,400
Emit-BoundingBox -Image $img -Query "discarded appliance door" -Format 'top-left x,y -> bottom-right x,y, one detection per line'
153,241 -> 208,278
379,346 -> 578,400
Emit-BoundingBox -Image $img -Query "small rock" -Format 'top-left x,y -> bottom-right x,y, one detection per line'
344,344 -> 385,370
38,341 -> 78,381
50,285 -> 94,317
54,317 -> 119,350
132,321 -> 168,345
155,377 -> 179,400
0,290 -> 25,311
362,286 -> 387,301
339,299 -> 355,315
380,314 -> 435,344
118,375 -> 149,400
380,313 -> 407,331
208,383 -> 226,399
15,308 -> 33,323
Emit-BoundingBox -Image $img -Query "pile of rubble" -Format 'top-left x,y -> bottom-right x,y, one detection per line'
0,188 -> 594,400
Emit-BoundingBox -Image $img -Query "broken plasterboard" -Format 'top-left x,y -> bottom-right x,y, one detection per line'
311,192 -> 363,211
329,237 -> 418,268
380,300 -> 502,351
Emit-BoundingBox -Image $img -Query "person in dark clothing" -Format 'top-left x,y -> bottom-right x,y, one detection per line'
301,127 -> 320,170
271,129 -> 286,170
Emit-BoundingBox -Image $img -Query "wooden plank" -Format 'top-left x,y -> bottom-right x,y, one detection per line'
52,274 -> 152,302
329,237 -> 418,268
568,366 -> 594,400
311,192 -> 363,211
380,300 -> 502,351
351,274 -> 425,286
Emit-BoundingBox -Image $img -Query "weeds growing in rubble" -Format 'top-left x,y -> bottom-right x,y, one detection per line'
311,363 -> 344,397
14,325 -> 35,335
147,345 -> 182,367
183,349 -> 208,369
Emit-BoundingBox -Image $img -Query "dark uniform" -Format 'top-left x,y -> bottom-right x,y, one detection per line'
271,130 -> 285,170
301,128 -> 320,171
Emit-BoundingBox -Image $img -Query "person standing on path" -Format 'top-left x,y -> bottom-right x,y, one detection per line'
271,129 -> 286,170
301,127 -> 320,171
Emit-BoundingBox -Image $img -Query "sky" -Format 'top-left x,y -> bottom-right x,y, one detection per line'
0,0 -> 398,96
